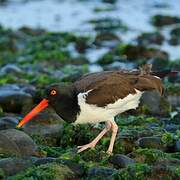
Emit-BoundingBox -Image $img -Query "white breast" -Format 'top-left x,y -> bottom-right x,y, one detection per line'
74,89 -> 143,124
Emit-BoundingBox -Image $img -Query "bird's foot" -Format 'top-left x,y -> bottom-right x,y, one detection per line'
77,142 -> 96,153
106,150 -> 113,155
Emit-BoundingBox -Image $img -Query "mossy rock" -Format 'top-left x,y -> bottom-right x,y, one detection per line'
9,163 -> 76,180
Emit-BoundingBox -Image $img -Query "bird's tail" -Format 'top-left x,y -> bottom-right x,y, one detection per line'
139,64 -> 179,78
151,70 -> 179,78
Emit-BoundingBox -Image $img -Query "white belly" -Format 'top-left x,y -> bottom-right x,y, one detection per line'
74,89 -> 143,124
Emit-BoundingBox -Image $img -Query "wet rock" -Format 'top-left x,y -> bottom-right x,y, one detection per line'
103,62 -> 135,71
0,129 -> 38,157
0,116 -> 18,130
34,157 -> 58,166
137,32 -> 164,45
0,84 -> 33,113
88,17 -> 127,32
9,163 -> 76,179
119,44 -> 169,61
87,166 -> 117,179
62,160 -> 85,177
21,85 -> 36,98
140,91 -> 171,115
155,158 -> 180,167
136,136 -> 166,150
169,26 -> 180,45
102,0 -> 117,4
94,32 -> 120,48
151,15 -> 180,27
0,64 -> 23,75
23,108 -> 64,146
0,158 -> 32,176
150,57 -> 169,71
110,154 -> 135,168
151,164 -> 180,179
75,37 -> 90,53
165,124 -> 178,132
19,26 -> 46,36
174,140 -> 180,152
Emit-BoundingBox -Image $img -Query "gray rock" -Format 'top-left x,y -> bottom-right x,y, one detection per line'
0,129 -> 38,157
0,85 -> 33,113
0,116 -> 18,130
136,136 -> 166,150
87,166 -> 117,179
0,158 -> 32,176
140,91 -> 171,115
110,154 -> 135,168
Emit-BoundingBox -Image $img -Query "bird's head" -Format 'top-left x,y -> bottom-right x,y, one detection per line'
16,83 -> 74,128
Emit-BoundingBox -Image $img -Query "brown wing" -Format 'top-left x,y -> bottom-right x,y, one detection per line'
74,71 -> 163,107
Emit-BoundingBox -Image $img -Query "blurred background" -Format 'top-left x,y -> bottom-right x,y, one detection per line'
0,0 -> 179,179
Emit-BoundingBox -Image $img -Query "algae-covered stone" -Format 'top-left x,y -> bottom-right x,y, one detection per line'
151,14 -> 180,27
110,154 -> 135,168
8,163 -> 76,180
0,158 -> 32,177
136,136 -> 167,151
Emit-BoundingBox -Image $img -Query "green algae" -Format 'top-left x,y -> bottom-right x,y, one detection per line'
8,163 -> 75,180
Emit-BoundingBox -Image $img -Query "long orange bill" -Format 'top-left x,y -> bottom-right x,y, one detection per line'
17,99 -> 49,128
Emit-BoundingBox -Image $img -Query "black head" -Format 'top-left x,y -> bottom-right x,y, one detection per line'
17,83 -> 79,128
45,83 -> 79,122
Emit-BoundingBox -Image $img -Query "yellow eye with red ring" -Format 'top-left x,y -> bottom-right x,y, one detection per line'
50,89 -> 57,96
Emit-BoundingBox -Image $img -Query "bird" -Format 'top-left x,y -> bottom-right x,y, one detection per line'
17,64 -> 168,154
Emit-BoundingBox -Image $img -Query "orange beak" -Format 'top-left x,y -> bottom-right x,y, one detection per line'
17,99 -> 49,128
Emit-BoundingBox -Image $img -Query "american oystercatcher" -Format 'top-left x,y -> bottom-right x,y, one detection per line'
17,64 -> 166,154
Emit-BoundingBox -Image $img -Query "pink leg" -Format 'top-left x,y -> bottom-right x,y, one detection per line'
107,120 -> 118,154
77,121 -> 111,153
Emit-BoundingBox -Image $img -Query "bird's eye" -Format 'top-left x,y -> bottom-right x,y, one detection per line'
50,89 -> 57,96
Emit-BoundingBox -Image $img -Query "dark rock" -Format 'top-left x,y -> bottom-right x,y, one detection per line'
0,158 -> 32,176
0,85 -> 33,113
88,17 -> 127,32
119,44 -> 169,61
34,157 -> 57,166
110,154 -> 135,168
0,116 -> 18,130
87,166 -> 117,179
23,108 -> 64,146
151,15 -> 180,27
102,0 -> 117,4
0,129 -> 38,157
19,26 -> 46,36
169,26 -> 180,45
136,136 -> 166,150
140,91 -> 171,115
94,32 -> 120,48
165,124 -> 178,132
155,158 -> 180,167
137,32 -> 164,45
63,160 -> 85,177
174,140 -> 180,152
